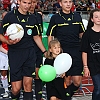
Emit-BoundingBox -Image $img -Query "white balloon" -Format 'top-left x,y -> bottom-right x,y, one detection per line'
54,53 -> 72,74
43,57 -> 46,65
82,19 -> 88,30
6,23 -> 24,40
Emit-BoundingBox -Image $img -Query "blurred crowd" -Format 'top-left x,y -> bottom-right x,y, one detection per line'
0,0 -> 99,13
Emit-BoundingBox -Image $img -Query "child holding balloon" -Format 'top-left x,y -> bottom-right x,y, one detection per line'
44,39 -> 70,100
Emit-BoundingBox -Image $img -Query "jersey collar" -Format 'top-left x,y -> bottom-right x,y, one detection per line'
14,9 -> 30,15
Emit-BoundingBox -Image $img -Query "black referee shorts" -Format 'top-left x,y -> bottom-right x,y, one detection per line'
63,47 -> 83,76
8,47 -> 36,82
34,44 -> 43,68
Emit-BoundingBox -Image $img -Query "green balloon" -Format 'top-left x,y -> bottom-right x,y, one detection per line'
38,65 -> 56,82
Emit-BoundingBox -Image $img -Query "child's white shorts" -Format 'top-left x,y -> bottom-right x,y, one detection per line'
0,52 -> 8,70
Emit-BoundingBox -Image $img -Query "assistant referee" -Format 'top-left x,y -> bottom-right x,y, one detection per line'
46,0 -> 85,99
0,0 -> 46,100
29,0 -> 43,100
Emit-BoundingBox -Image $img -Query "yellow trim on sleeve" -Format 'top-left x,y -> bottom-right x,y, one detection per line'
35,25 -> 40,35
79,22 -> 85,32
72,22 -> 85,32
3,23 -> 9,28
50,25 -> 56,36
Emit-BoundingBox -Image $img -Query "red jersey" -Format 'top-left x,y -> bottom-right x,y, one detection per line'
2,35 -> 8,51
71,4 -> 75,12
2,0 -> 10,9
96,2 -> 100,9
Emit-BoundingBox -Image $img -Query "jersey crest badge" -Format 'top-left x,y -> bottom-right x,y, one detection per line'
27,29 -> 32,35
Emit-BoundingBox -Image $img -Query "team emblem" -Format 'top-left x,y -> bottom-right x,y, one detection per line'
27,29 -> 32,35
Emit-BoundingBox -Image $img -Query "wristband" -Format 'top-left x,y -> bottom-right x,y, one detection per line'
84,65 -> 88,68
42,50 -> 47,54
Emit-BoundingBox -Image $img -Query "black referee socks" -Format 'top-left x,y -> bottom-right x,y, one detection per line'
23,91 -> 33,100
35,79 -> 42,100
69,83 -> 79,97
65,87 -> 71,100
11,92 -> 20,100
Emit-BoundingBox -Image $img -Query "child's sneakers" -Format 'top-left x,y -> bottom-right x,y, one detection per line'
2,91 -> 9,98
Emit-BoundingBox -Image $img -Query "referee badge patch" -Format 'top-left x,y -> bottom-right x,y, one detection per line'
27,29 -> 32,35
